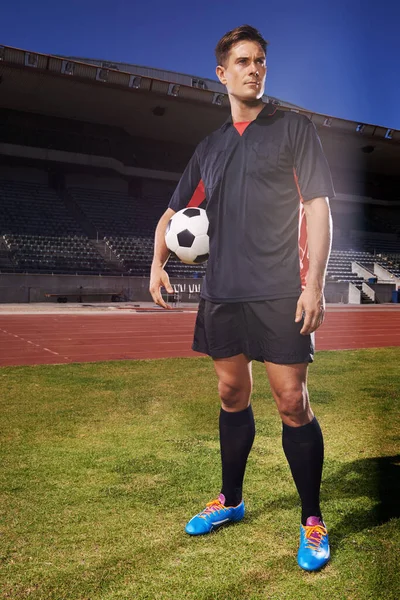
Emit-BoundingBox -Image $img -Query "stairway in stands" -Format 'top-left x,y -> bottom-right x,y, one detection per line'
356,285 -> 375,304
0,238 -> 16,272
91,239 -> 125,273
61,189 -> 127,273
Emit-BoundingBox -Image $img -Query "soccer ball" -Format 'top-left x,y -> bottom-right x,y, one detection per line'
165,207 -> 209,264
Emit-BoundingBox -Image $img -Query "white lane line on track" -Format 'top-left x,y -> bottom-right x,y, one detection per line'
0,334 -> 195,342
0,328 -> 70,360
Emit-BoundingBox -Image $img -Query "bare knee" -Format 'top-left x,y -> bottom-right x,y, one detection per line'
218,379 -> 251,411
274,386 -> 312,425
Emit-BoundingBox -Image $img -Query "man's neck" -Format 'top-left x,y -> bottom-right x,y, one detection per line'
229,96 -> 265,123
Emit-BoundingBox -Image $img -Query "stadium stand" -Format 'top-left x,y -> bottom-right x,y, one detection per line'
68,187 -> 141,237
1,173 -> 398,287
0,44 -> 399,303
67,186 -> 174,237
0,178 -> 82,236
0,178 -> 114,274
103,235 -> 206,278
374,254 -> 400,279
66,185 -> 207,277
326,250 -> 369,284
3,234 -> 114,275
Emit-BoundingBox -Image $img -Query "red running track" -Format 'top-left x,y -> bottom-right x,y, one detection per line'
0,307 -> 399,367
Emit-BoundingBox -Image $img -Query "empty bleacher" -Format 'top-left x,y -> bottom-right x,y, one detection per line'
68,186 -> 174,237
0,179 -> 113,274
326,249 -> 374,284
104,236 -> 151,276
374,254 -> 400,279
0,177 -> 209,278
67,186 -> 208,277
1,171 -> 399,289
0,179 -> 81,236
3,234 -> 115,275
104,235 -> 207,277
68,187 -> 141,238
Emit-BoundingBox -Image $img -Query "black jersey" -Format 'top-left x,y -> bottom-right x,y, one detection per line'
168,103 -> 335,302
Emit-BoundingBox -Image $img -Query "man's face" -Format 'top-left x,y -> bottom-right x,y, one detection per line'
216,40 -> 267,102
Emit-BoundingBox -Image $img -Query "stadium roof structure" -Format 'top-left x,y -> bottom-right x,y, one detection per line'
0,44 -> 400,180
59,56 -> 308,111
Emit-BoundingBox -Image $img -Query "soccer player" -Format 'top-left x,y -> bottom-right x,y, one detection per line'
149,25 -> 334,572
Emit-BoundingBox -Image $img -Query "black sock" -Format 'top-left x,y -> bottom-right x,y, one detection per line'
282,416 -> 324,525
219,405 -> 256,507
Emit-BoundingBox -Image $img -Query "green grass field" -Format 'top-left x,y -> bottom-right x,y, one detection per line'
1,348 -> 399,600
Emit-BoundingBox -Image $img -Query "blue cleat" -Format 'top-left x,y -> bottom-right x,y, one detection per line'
297,516 -> 330,571
185,493 -> 245,535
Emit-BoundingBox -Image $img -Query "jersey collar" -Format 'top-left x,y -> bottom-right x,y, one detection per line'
220,102 -> 278,131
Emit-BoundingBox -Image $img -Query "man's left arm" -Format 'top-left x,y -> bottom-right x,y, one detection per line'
295,196 -> 332,335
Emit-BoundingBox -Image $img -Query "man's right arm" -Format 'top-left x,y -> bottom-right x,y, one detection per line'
149,146 -> 203,309
149,207 -> 176,309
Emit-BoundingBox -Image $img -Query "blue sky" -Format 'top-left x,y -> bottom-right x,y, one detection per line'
1,0 -> 399,129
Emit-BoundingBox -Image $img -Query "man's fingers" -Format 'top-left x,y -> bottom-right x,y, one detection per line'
300,308 -> 325,335
156,296 -> 171,310
159,278 -> 174,308
300,311 -> 314,335
155,294 -> 171,310
295,300 -> 304,323
161,275 -> 174,294
297,290 -> 325,334
149,285 -> 171,310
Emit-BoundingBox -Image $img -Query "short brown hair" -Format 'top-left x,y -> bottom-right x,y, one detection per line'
215,25 -> 268,66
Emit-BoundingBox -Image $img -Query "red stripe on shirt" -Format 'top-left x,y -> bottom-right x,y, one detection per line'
293,168 -> 309,290
188,179 -> 206,207
234,121 -> 251,136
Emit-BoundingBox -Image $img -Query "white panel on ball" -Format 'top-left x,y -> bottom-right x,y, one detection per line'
177,246 -> 198,264
190,234 -> 209,257
185,214 -> 208,237
165,207 -> 209,264
165,230 -> 179,253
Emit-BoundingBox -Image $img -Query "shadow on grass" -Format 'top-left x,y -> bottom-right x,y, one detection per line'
327,454 -> 400,552
248,455 -> 399,547
325,454 -> 400,518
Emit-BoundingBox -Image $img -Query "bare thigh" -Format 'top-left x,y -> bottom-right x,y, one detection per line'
213,353 -> 253,413
265,361 -> 313,426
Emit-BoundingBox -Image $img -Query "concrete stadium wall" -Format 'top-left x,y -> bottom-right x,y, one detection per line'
0,274 -> 202,304
0,274 -> 353,304
324,281 -> 349,304
374,263 -> 400,286
352,262 -> 374,279
348,283 -> 361,304
368,283 -> 396,303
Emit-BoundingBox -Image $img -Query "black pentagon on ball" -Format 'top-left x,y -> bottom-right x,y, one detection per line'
182,208 -> 201,217
177,229 -> 195,248
165,219 -> 172,234
193,253 -> 209,264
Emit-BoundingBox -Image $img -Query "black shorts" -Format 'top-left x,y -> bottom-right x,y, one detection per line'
192,297 -> 314,364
